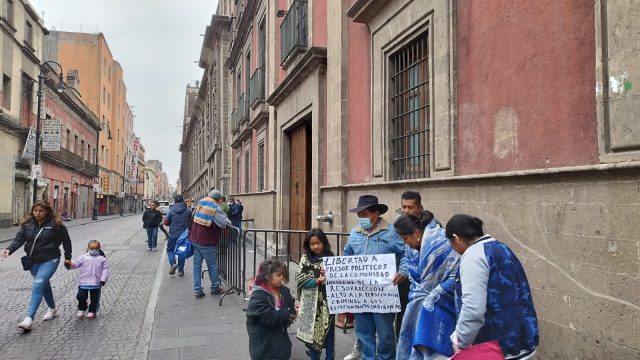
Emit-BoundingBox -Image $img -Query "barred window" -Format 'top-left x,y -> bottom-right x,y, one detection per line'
257,141 -> 265,191
235,156 -> 240,193
390,33 -> 429,180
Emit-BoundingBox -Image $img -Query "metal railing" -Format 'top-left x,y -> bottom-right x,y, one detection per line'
42,147 -> 95,177
249,67 -> 265,107
238,93 -> 248,124
216,228 -> 350,306
235,0 -> 244,27
231,108 -> 239,134
280,0 -> 308,65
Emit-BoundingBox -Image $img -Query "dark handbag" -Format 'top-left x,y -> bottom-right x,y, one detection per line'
20,227 -> 44,271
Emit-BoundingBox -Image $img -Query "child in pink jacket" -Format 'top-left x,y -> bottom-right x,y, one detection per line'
69,240 -> 109,319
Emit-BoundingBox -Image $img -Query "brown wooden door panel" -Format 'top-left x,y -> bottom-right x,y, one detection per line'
289,123 -> 311,262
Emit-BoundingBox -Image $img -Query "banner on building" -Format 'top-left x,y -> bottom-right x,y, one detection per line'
129,138 -> 140,182
42,119 -> 62,151
323,254 -> 401,314
21,127 -> 37,160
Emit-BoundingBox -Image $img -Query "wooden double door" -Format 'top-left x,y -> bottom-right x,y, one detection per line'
288,122 -> 311,262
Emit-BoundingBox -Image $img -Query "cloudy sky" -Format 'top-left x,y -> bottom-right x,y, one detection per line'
31,0 -> 219,185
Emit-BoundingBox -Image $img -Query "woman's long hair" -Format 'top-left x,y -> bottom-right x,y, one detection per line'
20,200 -> 64,227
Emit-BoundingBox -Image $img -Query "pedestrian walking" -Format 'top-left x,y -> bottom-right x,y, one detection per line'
142,200 -> 163,251
189,189 -> 230,298
0,200 -> 72,331
164,194 -> 192,276
393,213 -> 459,360
342,195 -> 408,360
246,260 -> 297,360
69,240 -> 109,319
296,228 -> 335,360
446,214 -> 539,359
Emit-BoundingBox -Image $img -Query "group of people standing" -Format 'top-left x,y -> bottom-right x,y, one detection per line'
245,192 -> 539,360
143,190 -> 243,298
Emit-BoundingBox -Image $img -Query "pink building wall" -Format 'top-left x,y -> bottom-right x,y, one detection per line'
347,21 -> 371,183
455,0 -> 598,175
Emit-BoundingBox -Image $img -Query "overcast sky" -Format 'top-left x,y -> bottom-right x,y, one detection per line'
31,0 -> 219,186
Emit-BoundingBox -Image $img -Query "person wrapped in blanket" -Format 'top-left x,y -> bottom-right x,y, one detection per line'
296,228 -> 335,360
393,212 -> 460,360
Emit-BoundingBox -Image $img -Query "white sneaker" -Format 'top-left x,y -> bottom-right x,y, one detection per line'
18,317 -> 32,330
85,312 -> 96,319
42,308 -> 57,321
343,350 -> 361,360
76,310 -> 86,318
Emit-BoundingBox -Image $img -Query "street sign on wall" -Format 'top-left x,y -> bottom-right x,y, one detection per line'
21,127 -> 37,160
42,119 -> 62,151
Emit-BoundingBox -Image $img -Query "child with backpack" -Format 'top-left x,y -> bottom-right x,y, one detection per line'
246,260 -> 297,360
296,228 -> 335,359
69,240 -> 109,319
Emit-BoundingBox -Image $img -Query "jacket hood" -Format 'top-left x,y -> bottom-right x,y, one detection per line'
171,202 -> 188,214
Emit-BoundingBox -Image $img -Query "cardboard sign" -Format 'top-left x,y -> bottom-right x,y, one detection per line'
323,254 -> 401,314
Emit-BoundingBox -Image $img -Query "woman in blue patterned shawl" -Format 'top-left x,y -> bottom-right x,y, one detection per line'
394,212 -> 460,360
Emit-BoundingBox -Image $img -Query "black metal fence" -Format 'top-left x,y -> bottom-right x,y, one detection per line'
214,227 -> 350,306
280,0 -> 308,65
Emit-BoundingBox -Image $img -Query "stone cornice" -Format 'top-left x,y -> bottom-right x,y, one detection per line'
347,0 -> 392,24
266,47 -> 327,106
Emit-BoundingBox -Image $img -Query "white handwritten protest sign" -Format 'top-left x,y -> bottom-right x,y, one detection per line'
323,254 -> 400,314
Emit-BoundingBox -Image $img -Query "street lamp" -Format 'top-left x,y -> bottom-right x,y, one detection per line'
33,61 -> 65,203
92,122 -> 113,220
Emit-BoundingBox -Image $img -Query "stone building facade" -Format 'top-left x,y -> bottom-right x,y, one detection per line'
180,12 -> 232,200
180,0 -> 640,356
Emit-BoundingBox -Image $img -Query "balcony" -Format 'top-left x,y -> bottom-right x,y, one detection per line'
231,108 -> 239,134
249,67 -> 265,108
235,0 -> 244,27
238,93 -> 248,124
280,0 -> 308,65
42,147 -> 96,178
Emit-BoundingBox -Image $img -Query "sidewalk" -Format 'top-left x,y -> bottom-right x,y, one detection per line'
0,213 -> 138,243
147,247 -> 357,360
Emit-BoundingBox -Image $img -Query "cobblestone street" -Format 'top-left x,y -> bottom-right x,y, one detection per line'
0,216 -> 162,360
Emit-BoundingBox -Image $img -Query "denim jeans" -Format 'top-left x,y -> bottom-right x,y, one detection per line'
309,320 -> 335,360
146,227 -> 158,249
166,237 -> 185,271
28,258 -> 60,318
192,242 -> 219,294
354,312 -> 396,360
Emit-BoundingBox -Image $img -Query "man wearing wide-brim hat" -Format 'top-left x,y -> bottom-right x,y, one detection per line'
342,195 -> 409,360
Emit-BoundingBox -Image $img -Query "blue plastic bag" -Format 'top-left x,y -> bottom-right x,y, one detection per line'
174,229 -> 193,259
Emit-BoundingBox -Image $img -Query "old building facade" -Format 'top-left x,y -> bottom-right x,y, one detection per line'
180,0 -> 640,356
0,0 -> 48,226
180,13 -> 232,200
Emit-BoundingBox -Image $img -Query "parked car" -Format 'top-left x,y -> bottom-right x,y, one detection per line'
157,200 -> 170,216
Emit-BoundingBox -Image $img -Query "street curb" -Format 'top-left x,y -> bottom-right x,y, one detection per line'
0,214 -> 138,244
134,240 -> 166,360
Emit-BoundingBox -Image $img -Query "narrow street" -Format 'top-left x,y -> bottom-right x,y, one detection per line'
0,216 -> 161,359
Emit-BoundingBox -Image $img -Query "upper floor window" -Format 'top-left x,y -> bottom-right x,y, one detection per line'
244,150 -> 250,193
280,0 -> 308,65
258,141 -> 265,191
389,33 -> 429,180
4,0 -> 14,26
24,21 -> 33,47
2,74 -> 11,110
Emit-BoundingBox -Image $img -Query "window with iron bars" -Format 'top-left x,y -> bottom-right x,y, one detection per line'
258,141 -> 265,191
389,33 -> 430,180
235,156 -> 241,193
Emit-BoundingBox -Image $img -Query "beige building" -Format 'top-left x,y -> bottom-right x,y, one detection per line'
0,0 -> 48,226
180,13 -> 232,200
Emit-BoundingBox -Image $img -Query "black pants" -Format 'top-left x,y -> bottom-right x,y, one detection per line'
395,279 -> 410,338
159,224 -> 169,237
77,287 -> 101,313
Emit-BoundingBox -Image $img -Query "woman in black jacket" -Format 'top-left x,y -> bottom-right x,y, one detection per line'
0,200 -> 72,331
246,260 -> 297,360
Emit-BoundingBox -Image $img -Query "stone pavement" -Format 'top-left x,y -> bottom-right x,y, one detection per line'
147,246 -> 358,360
0,216 -> 164,360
